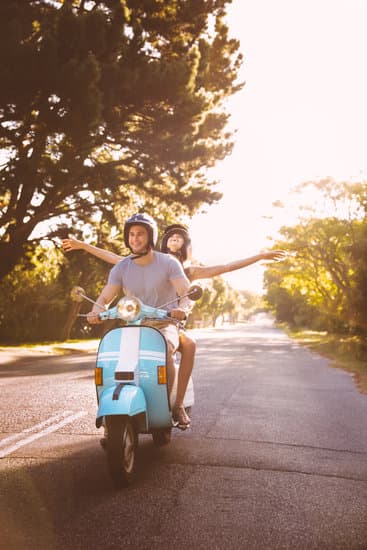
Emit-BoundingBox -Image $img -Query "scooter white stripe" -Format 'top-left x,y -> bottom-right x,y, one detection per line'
98,352 -> 166,363
139,351 -> 165,360
0,411 -> 87,458
116,328 -> 140,372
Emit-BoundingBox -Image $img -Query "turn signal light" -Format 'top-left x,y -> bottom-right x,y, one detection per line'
95,367 -> 103,386
157,365 -> 167,385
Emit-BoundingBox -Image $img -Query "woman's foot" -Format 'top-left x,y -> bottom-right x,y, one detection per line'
172,405 -> 191,430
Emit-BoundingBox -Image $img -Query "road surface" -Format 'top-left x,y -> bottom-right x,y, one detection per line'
1,317 -> 366,549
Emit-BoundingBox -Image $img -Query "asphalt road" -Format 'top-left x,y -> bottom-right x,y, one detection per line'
1,316 -> 367,550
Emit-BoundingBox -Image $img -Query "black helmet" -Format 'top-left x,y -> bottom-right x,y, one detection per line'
160,223 -> 191,262
124,213 -> 158,251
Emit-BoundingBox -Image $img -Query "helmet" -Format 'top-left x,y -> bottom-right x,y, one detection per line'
124,213 -> 158,251
160,223 -> 191,262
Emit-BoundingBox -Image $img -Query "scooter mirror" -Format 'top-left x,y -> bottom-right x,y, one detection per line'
187,285 -> 203,301
70,286 -> 86,303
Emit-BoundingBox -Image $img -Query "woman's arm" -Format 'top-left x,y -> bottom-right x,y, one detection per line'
188,250 -> 285,281
62,237 -> 122,265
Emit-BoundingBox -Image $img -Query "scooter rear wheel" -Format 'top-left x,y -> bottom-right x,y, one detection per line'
106,416 -> 137,488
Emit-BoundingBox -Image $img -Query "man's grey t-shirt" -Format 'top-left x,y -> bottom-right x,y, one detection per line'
107,252 -> 189,311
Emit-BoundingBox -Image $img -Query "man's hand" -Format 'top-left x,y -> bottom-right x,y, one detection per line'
169,308 -> 187,321
87,310 -> 102,325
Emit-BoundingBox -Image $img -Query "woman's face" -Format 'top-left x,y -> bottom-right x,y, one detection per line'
167,233 -> 185,253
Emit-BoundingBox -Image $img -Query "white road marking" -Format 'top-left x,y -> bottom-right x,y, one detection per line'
0,411 -> 87,458
0,411 -> 73,447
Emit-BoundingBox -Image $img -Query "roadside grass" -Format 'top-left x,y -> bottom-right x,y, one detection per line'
0,339 -> 100,356
285,328 -> 367,395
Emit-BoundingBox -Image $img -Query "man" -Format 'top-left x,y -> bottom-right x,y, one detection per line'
87,213 -> 192,428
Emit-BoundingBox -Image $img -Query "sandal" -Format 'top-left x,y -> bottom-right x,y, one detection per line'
172,406 -> 191,430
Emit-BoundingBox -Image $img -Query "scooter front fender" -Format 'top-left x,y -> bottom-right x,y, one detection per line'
96,385 -> 147,430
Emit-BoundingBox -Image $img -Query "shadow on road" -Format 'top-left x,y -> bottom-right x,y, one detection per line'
0,353 -> 96,378
0,434 -> 183,550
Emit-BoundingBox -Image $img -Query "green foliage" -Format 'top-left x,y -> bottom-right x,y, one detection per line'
264,179 -> 367,335
0,0 -> 243,281
0,239 -> 251,342
188,275 -> 247,328
0,244 -> 65,342
0,240 -> 114,343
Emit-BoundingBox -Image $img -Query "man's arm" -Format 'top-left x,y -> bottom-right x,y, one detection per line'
188,250 -> 285,281
170,276 -> 192,320
62,237 -> 122,265
87,283 -> 121,324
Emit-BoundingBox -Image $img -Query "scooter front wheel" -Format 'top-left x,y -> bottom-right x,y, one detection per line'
106,416 -> 137,488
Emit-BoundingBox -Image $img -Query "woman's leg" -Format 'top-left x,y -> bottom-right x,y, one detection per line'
173,332 -> 196,427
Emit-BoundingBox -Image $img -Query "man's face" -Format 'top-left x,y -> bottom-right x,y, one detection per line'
129,224 -> 149,254
167,233 -> 185,253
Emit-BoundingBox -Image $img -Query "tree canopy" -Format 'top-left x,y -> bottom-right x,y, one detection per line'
264,178 -> 367,335
0,0 -> 243,281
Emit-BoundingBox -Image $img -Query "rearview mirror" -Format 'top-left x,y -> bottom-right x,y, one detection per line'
70,286 -> 86,303
187,285 -> 203,301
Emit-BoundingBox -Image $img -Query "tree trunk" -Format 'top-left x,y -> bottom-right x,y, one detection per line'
62,301 -> 81,340
0,243 -> 24,282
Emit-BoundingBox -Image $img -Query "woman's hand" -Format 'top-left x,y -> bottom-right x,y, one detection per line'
261,250 -> 286,262
62,237 -> 84,252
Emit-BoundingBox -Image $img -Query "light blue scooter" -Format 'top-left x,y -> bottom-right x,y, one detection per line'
72,285 -> 202,488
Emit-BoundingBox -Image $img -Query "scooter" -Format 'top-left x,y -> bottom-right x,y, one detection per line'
71,285 -> 202,488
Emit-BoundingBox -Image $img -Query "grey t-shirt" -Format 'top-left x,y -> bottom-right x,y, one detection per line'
107,251 -> 189,311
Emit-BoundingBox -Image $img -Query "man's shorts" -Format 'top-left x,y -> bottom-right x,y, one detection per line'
141,319 -> 180,353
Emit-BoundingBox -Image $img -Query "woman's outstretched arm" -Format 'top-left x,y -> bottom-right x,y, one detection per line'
62,237 -> 122,265
187,250 -> 285,281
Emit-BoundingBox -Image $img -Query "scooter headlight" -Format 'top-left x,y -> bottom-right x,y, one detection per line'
116,296 -> 142,322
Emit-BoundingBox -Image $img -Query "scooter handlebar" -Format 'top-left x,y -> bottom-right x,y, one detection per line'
97,299 -> 169,323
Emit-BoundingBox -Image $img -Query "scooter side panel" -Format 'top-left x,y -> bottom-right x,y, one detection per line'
138,326 -> 172,428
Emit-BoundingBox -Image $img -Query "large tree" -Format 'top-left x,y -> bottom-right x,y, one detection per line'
0,0 -> 242,281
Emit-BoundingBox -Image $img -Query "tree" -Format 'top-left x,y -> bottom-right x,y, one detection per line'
264,178 -> 367,334
0,0 -> 243,281
188,275 -> 241,327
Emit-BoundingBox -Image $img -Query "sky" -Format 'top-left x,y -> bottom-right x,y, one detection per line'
188,0 -> 367,293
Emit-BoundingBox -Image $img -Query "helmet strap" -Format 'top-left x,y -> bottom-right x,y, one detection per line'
130,245 -> 152,260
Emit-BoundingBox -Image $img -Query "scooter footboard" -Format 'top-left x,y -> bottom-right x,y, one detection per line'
96,385 -> 147,429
